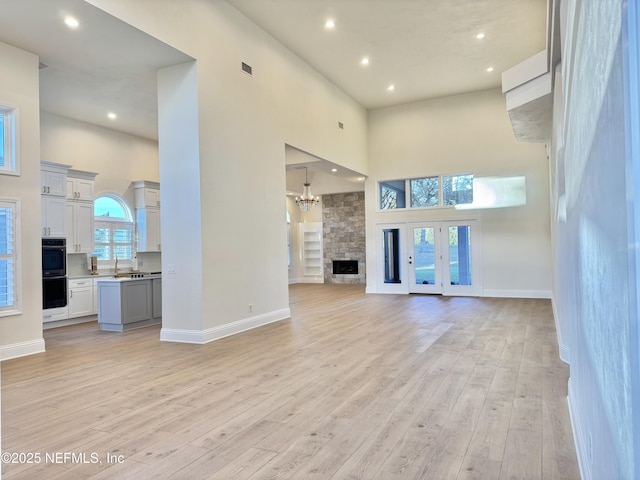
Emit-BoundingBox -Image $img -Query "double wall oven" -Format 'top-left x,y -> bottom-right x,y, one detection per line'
42,238 -> 67,309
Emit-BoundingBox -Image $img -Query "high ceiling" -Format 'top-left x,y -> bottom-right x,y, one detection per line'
227,0 -> 548,110
0,0 -> 548,192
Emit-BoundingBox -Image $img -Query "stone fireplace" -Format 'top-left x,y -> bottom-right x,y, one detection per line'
322,192 -> 366,284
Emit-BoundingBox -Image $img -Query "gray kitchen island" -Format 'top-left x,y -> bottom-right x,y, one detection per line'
97,275 -> 162,332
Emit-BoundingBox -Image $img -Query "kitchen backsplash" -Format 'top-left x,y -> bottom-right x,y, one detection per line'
66,251 -> 162,276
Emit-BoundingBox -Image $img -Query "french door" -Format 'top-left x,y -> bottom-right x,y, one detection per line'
377,220 -> 480,296
408,220 -> 480,295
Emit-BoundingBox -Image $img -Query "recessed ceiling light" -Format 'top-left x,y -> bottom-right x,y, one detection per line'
331,168 -> 338,172
387,84 -> 395,91
107,112 -> 117,120
64,16 -> 80,29
361,57 -> 370,65
476,33 -> 485,39
325,19 -> 335,29
357,177 -> 365,182
486,67 -> 494,72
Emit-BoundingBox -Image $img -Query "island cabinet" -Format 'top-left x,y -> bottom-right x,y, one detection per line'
97,277 -> 161,332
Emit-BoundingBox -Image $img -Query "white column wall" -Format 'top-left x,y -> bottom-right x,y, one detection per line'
0,43 -> 44,358
87,0 -> 368,340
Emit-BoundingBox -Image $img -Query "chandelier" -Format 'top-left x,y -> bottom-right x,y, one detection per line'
295,167 -> 319,211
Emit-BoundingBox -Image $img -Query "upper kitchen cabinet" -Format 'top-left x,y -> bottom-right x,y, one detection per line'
66,169 -> 98,253
41,161 -> 69,197
135,180 -> 160,208
66,170 -> 96,201
41,162 -> 70,237
134,181 -> 161,252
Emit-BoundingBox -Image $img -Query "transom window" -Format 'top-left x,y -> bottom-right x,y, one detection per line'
0,105 -> 18,175
93,194 -> 134,265
380,174 -> 473,210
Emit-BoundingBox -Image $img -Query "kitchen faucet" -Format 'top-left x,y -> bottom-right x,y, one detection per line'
114,255 -> 118,275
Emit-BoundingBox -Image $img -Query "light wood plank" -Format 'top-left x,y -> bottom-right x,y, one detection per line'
1,284 -> 578,479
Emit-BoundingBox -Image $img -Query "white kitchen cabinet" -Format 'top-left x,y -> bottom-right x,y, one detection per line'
136,207 -> 161,252
134,180 -> 161,252
41,162 -> 70,237
41,195 -> 67,238
43,306 -> 69,323
65,170 -> 97,253
66,170 -> 96,201
41,162 -> 69,197
68,278 -> 93,318
134,180 -> 160,208
66,201 -> 95,253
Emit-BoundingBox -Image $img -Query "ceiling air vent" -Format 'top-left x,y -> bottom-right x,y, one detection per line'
241,62 -> 253,76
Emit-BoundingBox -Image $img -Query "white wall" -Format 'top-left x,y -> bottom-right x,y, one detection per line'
551,1 -> 638,478
366,88 -> 551,297
87,0 -> 368,341
0,42 -> 44,358
40,111 -> 159,207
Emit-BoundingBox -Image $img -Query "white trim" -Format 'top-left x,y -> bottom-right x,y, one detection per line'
482,289 -> 552,299
551,295 -> 570,364
160,308 -> 291,344
0,338 -> 45,361
568,379 -> 591,480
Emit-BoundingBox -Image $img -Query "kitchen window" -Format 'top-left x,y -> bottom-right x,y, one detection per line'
93,194 -> 134,265
0,199 -> 20,316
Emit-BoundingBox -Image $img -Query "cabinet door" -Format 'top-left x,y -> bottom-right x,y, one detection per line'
144,188 -> 160,208
75,202 -> 95,253
67,178 -> 94,201
147,208 -> 161,251
68,285 -> 93,318
137,208 -> 161,252
43,196 -> 67,237
66,202 -> 95,253
122,280 -> 152,323
42,170 -> 67,196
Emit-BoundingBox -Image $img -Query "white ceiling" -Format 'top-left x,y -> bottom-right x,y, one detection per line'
227,0 -> 548,110
0,0 -> 548,193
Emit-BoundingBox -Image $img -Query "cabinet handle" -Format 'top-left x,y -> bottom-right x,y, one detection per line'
70,290 -> 73,298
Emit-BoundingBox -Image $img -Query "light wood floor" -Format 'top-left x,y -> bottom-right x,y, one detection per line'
1,284 -> 579,479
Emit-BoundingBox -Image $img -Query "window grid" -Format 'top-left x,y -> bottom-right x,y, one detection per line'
379,174 -> 473,210
0,200 -> 19,315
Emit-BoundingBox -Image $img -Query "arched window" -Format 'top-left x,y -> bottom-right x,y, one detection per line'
93,194 -> 134,265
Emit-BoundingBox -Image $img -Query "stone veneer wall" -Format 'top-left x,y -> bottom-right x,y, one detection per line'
322,191 -> 366,284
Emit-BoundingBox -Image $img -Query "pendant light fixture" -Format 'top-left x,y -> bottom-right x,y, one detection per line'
295,167 -> 319,211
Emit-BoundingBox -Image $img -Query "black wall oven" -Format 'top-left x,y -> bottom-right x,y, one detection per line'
42,238 -> 67,309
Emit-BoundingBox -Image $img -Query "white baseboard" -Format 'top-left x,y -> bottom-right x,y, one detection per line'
482,289 -> 552,299
551,295 -> 570,364
160,308 -> 291,344
568,379 -> 591,480
0,338 -> 46,361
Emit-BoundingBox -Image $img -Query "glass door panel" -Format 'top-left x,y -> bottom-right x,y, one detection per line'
409,224 -> 441,294
442,221 -> 480,296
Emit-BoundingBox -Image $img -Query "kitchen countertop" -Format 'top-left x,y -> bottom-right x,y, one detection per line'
97,274 -> 162,282
69,273 -> 161,280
